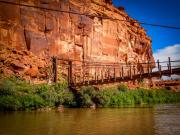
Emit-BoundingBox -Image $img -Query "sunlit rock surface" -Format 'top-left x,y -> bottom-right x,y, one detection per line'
0,0 -> 154,81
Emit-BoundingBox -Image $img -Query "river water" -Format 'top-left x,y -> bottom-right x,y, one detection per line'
0,104 -> 180,135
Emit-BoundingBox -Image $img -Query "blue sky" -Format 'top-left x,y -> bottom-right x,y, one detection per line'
112,0 -> 180,53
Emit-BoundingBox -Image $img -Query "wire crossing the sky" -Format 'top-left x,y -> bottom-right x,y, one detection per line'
0,0 -> 180,30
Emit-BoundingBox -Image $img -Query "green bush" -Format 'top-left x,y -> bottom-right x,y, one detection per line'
53,82 -> 68,93
38,89 -> 58,106
117,83 -> 128,92
74,86 -> 180,108
19,94 -> 45,109
74,86 -> 97,107
60,91 -> 76,107
0,78 -> 75,110
34,84 -> 50,94
0,96 -> 21,111
0,79 -> 16,96
0,77 -> 180,110
94,90 -> 112,107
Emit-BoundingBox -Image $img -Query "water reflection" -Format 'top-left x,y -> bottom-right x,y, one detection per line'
0,104 -> 179,135
154,104 -> 180,135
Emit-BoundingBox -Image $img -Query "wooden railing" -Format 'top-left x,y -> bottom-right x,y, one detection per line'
51,57 -> 180,87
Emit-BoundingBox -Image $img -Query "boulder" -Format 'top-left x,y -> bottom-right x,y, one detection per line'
25,66 -> 39,78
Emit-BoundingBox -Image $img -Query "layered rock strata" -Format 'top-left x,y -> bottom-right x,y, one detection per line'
0,0 -> 154,81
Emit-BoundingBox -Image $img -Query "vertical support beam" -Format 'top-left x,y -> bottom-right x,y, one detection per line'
157,59 -> 162,78
147,61 -> 149,74
87,67 -> 89,85
167,63 -> 169,71
87,67 -> 90,85
139,62 -> 142,80
157,59 -> 160,72
114,66 -> 116,81
150,62 -> 152,73
82,65 -> 85,84
74,74 -> 76,84
148,60 -> 150,77
159,65 -> 162,78
95,67 -> 97,83
87,72 -> 89,85
119,66 -> 121,78
121,66 -> 124,79
97,74 -> 99,83
130,64 -> 132,79
108,67 -> 110,81
168,57 -> 172,75
68,61 -> 72,86
52,56 -> 57,83
101,68 -> 104,83
133,66 -> 136,76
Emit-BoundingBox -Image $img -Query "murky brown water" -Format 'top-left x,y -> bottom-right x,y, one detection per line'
0,104 -> 180,135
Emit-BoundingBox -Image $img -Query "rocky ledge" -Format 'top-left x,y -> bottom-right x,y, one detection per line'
0,0 -> 154,81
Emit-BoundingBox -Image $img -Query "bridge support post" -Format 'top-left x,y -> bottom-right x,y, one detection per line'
157,59 -> 162,78
130,64 -> 132,79
108,67 -> 110,81
168,57 -> 172,76
159,65 -> 162,78
82,65 -> 85,84
148,60 -> 151,77
52,56 -> 57,83
74,75 -> 76,84
68,61 -> 72,86
121,66 -> 124,79
114,67 -> 116,81
95,67 -> 97,83
157,59 -> 160,71
133,66 -> 136,77
87,73 -> 89,85
101,70 -> 104,83
97,74 -> 99,83
119,66 -> 121,78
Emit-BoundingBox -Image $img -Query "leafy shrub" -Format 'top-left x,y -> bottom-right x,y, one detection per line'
0,79 -> 16,96
0,77 -> 180,110
0,96 -> 21,111
75,86 -> 97,107
19,94 -> 45,109
117,83 -> 128,92
34,84 -> 50,94
94,90 -> 112,107
53,82 -> 68,93
74,86 -> 180,107
59,90 -> 76,107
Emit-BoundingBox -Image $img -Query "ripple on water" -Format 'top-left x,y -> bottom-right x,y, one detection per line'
154,104 -> 180,135
0,104 -> 180,135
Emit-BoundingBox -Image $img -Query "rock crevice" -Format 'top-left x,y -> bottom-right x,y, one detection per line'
0,0 -> 154,81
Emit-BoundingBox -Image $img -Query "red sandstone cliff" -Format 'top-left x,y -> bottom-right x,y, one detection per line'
0,0 -> 154,81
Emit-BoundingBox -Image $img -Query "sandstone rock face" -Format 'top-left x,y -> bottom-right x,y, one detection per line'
0,0 -> 154,81
0,45 -> 48,82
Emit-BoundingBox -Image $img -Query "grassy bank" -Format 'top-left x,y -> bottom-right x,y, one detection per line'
0,77 -> 75,111
77,85 -> 180,107
0,78 -> 180,111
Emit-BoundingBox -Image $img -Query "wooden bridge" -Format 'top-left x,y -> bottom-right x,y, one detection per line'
51,57 -> 180,87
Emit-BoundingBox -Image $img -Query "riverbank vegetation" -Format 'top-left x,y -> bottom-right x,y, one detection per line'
0,77 -> 180,111
0,77 -> 75,111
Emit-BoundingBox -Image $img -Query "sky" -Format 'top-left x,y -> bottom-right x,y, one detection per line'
112,0 -> 180,62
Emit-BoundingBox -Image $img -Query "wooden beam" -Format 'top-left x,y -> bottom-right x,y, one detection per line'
68,61 -> 72,85
52,56 -> 57,83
